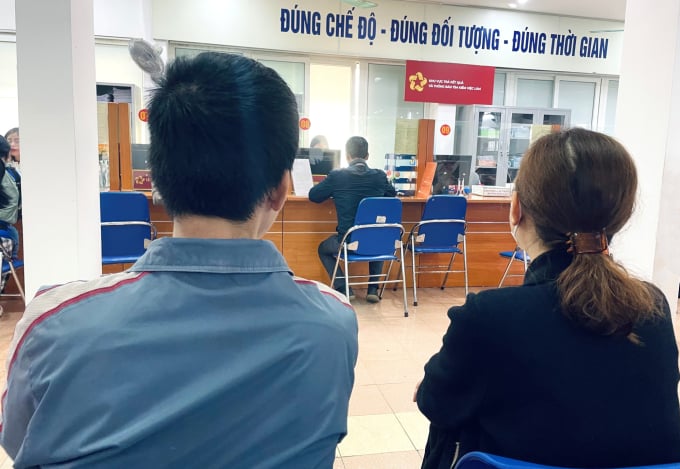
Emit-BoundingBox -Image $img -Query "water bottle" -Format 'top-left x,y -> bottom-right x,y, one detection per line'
99,153 -> 110,191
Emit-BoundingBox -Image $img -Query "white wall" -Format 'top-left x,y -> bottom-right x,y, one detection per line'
0,40 -> 146,141
0,0 -> 15,31
612,0 -> 680,310
0,0 -> 148,38
0,0 -> 151,141
0,0 -> 151,138
0,41 -> 18,134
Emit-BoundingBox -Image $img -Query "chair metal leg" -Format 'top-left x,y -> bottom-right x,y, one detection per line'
440,252 -> 456,290
462,237 -> 469,295
398,243 -> 408,317
411,237 -> 418,306
498,248 -> 519,287
8,262 -> 25,303
392,252 -> 402,292
330,248 -> 343,291
343,244 -> 351,299
380,260 -> 394,299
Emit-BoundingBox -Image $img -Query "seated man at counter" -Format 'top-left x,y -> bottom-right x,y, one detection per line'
0,52 -> 358,468
309,136 -> 396,303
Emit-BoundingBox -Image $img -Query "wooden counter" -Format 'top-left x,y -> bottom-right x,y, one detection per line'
142,194 -> 522,288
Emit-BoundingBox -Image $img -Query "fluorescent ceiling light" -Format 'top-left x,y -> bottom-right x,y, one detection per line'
508,3 -> 518,8
517,0 -> 528,4
341,0 -> 378,7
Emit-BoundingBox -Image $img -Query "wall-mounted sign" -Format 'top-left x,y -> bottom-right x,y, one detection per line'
405,60 -> 494,105
440,124 -> 451,136
299,117 -> 311,130
155,0 -> 624,75
138,109 -> 149,122
133,169 -> 152,190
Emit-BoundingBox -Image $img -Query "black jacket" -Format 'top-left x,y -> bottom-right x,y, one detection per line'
308,159 -> 396,237
417,248 -> 680,468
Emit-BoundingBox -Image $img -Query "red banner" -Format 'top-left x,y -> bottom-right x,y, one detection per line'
404,60 -> 495,105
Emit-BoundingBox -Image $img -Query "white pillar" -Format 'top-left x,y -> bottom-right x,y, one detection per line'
15,0 -> 101,300
612,0 -> 680,312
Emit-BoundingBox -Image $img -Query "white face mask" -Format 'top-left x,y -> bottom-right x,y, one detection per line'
510,199 -> 522,244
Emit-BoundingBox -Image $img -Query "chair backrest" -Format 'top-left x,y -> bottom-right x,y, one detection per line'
455,452 -> 680,469
100,191 -> 153,260
416,195 -> 467,247
347,197 -> 403,256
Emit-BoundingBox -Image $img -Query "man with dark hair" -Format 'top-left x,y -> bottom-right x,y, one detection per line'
309,136 -> 396,303
0,52 -> 358,468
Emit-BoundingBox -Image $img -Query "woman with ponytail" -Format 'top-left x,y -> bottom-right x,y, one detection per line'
417,128 -> 680,469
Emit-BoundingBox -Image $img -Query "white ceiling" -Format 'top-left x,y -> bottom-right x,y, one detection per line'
401,0 -> 626,22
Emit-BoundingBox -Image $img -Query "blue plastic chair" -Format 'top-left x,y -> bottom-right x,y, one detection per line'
0,229 -> 24,303
404,195 -> 468,306
100,192 -> 157,265
330,197 -> 409,317
455,451 -> 680,469
498,246 -> 530,287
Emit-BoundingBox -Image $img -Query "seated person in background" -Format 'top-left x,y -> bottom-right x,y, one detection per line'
0,52 -> 358,468
416,128 -> 680,468
309,136 -> 396,303
0,136 -> 20,258
310,134 -> 328,149
2,128 -> 21,219
4,127 -> 20,170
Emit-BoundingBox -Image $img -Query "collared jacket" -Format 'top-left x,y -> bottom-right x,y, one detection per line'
0,169 -> 19,225
308,158 -> 396,237
417,248 -> 680,468
0,237 -> 358,468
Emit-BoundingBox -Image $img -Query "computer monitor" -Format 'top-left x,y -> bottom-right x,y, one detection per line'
131,143 -> 150,170
296,148 -> 341,180
432,155 -> 472,194
130,144 -> 152,190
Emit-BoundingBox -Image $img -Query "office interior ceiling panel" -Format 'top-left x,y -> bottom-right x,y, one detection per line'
399,0 -> 626,22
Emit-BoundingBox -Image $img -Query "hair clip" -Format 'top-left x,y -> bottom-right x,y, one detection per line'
566,230 -> 609,255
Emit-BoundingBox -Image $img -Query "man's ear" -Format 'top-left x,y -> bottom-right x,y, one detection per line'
269,171 -> 290,212
509,190 -> 522,227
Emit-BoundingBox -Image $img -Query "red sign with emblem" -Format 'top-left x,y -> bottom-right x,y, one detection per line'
138,109 -> 149,122
299,118 -> 311,130
440,124 -> 451,136
404,60 -> 495,105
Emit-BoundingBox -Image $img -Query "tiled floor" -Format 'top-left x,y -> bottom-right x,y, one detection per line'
334,287 -> 472,468
0,292 -> 677,469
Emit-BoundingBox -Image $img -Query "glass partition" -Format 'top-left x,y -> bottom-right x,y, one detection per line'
516,78 -> 554,108
366,64 -> 424,170
558,80 -> 597,129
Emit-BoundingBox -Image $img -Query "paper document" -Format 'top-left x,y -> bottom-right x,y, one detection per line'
292,158 -> 315,196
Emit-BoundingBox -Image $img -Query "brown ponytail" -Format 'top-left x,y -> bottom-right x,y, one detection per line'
514,128 -> 658,343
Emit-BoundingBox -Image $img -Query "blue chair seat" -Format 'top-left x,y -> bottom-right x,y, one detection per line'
341,253 -> 400,263
500,250 -> 530,262
498,247 -> 530,287
455,451 -> 680,469
2,259 -> 23,274
413,245 -> 463,254
101,255 -> 141,265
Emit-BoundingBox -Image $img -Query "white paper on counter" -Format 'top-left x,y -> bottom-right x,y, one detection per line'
292,158 -> 315,196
